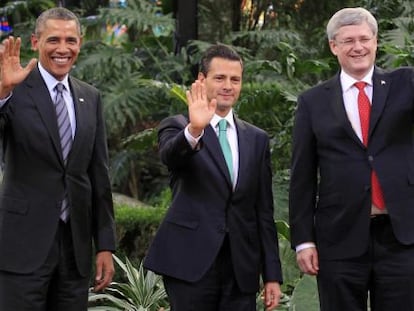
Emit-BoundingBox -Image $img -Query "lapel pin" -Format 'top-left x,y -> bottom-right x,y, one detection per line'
79,98 -> 85,103
381,80 -> 386,85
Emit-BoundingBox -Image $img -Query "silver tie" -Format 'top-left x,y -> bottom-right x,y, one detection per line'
54,83 -> 72,222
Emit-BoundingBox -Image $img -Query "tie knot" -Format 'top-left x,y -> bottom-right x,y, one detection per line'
218,119 -> 227,131
354,81 -> 367,91
55,83 -> 65,93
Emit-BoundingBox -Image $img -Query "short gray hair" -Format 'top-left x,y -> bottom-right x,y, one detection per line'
326,7 -> 377,40
35,7 -> 81,37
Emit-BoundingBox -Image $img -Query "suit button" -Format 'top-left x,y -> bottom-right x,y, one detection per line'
368,155 -> 374,162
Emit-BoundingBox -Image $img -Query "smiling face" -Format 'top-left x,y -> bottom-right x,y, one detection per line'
31,18 -> 82,81
198,57 -> 242,117
329,21 -> 377,80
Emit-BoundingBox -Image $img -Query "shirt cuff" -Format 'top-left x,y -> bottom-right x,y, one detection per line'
0,92 -> 12,107
184,125 -> 204,149
295,242 -> 316,253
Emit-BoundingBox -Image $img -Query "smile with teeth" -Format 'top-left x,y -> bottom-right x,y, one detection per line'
53,57 -> 70,63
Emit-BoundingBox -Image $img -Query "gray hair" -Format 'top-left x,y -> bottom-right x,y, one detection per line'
35,7 -> 81,37
326,7 -> 377,40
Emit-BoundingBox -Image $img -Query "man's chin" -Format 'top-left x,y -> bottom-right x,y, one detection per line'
216,102 -> 234,110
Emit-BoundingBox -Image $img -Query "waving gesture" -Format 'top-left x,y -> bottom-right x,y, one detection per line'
186,79 -> 217,138
0,36 -> 37,99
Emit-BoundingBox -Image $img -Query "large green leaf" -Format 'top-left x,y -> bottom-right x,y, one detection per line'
289,274 -> 319,311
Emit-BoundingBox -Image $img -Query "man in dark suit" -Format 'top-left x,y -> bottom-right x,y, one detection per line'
144,44 -> 282,311
289,7 -> 414,311
0,7 -> 116,311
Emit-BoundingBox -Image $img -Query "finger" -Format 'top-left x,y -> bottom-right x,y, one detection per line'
193,80 -> 201,101
94,267 -> 114,292
2,37 -> 10,58
186,89 -> 193,106
264,289 -> 275,308
95,261 -> 103,283
199,80 -> 205,101
266,298 -> 279,311
12,37 -> 21,59
311,252 -> 319,272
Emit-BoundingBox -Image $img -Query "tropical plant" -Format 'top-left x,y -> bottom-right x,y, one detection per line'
88,255 -> 169,311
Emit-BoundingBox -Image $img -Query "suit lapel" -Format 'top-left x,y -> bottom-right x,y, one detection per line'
326,75 -> 364,147
27,69 -> 63,163
370,68 -> 390,140
204,124 -> 233,187
66,77 -> 89,165
233,117 -> 250,192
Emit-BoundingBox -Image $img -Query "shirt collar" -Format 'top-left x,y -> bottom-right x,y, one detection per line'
211,110 -> 235,129
38,62 -> 70,93
340,66 -> 374,92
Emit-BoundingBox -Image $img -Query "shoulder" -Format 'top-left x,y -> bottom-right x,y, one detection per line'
159,114 -> 189,130
69,76 -> 99,94
375,66 -> 414,88
300,74 -> 339,99
236,118 -> 268,137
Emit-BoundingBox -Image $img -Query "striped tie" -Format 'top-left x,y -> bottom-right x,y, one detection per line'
54,83 -> 73,222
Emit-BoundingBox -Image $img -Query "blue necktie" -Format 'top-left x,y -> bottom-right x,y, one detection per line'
218,119 -> 233,181
54,83 -> 73,222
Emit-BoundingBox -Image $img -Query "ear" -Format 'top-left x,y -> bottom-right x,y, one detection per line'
30,34 -> 38,51
328,40 -> 338,56
197,72 -> 205,81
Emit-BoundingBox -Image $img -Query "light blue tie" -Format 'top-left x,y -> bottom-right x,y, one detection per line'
218,119 -> 233,181
54,83 -> 72,222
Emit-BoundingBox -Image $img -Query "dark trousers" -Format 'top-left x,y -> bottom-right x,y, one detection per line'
317,215 -> 414,311
163,236 -> 256,311
0,220 -> 90,311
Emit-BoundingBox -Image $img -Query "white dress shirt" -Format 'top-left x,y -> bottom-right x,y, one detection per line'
0,63 -> 76,138
184,110 -> 239,188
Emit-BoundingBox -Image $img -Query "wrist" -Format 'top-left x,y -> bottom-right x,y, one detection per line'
188,124 -> 203,138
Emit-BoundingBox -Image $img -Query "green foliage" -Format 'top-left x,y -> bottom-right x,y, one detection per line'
289,275 -> 319,311
115,205 -> 166,261
88,255 -> 169,311
236,83 -> 297,171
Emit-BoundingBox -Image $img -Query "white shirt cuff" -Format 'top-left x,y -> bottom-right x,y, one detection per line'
184,125 -> 204,149
295,242 -> 316,253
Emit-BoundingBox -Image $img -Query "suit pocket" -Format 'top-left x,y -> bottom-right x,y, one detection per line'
317,192 -> 342,209
166,211 -> 199,230
0,196 -> 29,215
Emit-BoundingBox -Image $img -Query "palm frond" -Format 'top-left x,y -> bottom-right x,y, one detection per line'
88,255 -> 168,311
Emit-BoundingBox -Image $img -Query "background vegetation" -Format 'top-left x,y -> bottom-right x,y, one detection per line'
1,0 -> 414,309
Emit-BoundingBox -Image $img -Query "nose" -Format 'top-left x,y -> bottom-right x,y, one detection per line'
222,78 -> 232,89
55,40 -> 70,52
353,40 -> 364,49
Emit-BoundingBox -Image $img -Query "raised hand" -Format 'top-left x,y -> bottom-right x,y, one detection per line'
0,36 -> 37,99
186,79 -> 217,138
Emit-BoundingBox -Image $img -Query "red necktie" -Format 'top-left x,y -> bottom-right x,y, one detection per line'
354,82 -> 385,209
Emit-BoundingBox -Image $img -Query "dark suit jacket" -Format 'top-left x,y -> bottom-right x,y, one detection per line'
289,67 -> 414,260
0,67 -> 116,277
144,114 -> 282,293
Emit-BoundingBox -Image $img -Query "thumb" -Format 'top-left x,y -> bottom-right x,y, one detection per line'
24,58 -> 38,73
209,98 -> 217,112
